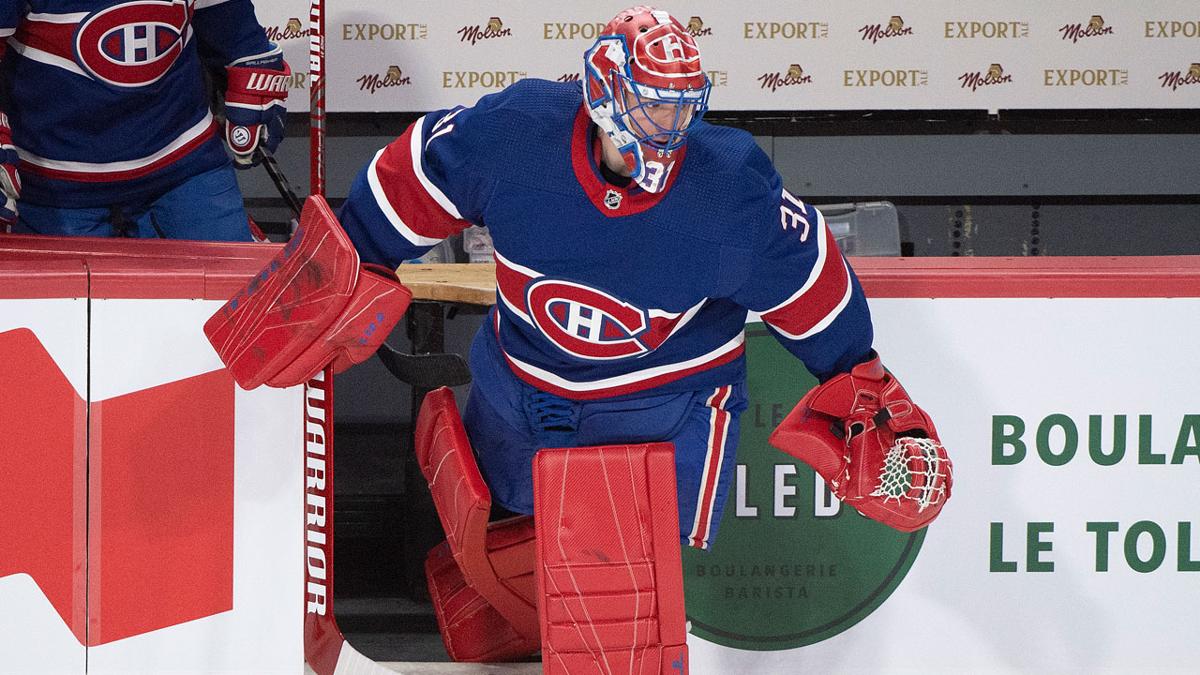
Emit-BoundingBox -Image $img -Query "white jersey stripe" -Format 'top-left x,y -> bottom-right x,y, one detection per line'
7,39 -> 88,78
762,207 -> 830,315
502,327 -> 744,394
766,256 -> 853,340
409,115 -> 464,220
661,298 -> 706,342
492,251 -> 537,325
17,113 -> 214,173
493,250 -> 541,279
497,287 -> 533,326
23,12 -> 89,23
366,148 -> 442,248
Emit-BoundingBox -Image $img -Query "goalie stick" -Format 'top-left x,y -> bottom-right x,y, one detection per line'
306,367 -> 414,675
298,5 -> 474,670
300,6 -> 394,673
254,150 -> 471,390
258,150 -> 303,223
376,339 -> 472,388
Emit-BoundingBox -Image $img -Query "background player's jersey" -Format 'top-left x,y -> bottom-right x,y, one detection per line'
340,79 -> 873,400
0,0 -> 276,207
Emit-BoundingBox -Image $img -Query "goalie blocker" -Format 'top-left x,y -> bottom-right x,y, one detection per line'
769,352 -> 953,532
204,196 -> 412,389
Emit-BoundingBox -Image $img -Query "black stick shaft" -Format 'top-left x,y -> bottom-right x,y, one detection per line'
257,149 -> 305,219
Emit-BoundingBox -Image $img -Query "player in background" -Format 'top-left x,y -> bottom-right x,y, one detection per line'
0,0 -> 288,240
204,6 -> 952,672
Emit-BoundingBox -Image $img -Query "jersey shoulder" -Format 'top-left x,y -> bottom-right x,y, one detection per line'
466,78 -> 581,139
446,78 -> 580,172
675,122 -> 783,247
486,78 -> 583,116
686,122 -> 778,194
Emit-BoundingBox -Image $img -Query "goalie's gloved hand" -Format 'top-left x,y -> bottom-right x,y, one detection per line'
223,47 -> 290,169
768,351 -> 953,532
0,112 -> 21,228
204,196 -> 413,389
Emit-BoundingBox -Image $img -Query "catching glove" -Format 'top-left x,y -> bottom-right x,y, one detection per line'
769,352 -> 952,532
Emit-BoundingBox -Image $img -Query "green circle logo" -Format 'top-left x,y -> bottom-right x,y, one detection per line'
683,326 -> 925,650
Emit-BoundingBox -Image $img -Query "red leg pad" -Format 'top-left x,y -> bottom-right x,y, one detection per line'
534,443 -> 689,675
415,388 -> 540,658
425,535 -> 539,662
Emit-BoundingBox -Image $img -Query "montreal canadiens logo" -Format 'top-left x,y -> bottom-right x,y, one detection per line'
637,23 -> 702,78
74,0 -> 191,88
526,279 -> 651,361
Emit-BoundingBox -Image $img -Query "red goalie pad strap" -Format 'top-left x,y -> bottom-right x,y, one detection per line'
415,388 -> 540,650
534,443 -> 688,675
204,196 -> 411,389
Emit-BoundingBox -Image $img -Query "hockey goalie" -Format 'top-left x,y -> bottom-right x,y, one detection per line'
204,6 -> 952,674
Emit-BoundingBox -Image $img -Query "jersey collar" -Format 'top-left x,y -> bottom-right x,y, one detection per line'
570,106 -> 682,217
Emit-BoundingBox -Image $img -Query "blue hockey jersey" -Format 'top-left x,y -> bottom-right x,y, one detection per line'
0,0 -> 277,207
340,79 -> 873,400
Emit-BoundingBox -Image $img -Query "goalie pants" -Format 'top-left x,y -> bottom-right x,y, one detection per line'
13,163 -> 253,241
464,332 -> 748,551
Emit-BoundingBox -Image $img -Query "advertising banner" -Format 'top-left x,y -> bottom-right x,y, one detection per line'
246,0 -> 1200,111
688,297 -> 1200,672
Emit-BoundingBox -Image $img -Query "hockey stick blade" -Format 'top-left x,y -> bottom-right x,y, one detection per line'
376,342 -> 472,388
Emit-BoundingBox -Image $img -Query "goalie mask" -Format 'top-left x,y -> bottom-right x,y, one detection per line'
583,6 -> 710,193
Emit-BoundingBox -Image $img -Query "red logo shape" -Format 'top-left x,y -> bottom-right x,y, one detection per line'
74,0 -> 191,88
0,328 -> 87,643
526,279 -> 651,360
0,328 -> 234,645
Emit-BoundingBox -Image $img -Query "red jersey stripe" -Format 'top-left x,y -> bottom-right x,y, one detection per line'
369,123 -> 467,243
688,385 -> 732,549
761,222 -> 851,340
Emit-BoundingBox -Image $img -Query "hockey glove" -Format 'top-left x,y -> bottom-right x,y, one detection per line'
769,352 -> 952,532
223,48 -> 290,169
0,112 -> 21,228
204,196 -> 413,389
